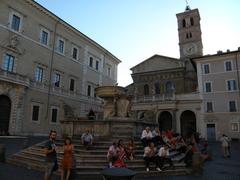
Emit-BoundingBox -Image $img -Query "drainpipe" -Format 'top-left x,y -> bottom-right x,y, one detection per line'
235,52 -> 240,99
45,20 -> 59,120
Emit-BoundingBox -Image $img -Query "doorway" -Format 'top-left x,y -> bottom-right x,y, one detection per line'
0,95 -> 11,135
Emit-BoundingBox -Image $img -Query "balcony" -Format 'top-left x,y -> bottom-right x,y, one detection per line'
0,69 -> 30,86
132,92 -> 201,103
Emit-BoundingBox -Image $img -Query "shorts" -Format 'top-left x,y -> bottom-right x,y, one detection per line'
45,162 -> 55,177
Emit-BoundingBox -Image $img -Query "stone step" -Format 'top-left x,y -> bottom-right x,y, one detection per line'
7,138 -> 189,178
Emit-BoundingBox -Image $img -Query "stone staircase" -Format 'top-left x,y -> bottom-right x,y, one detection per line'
7,138 -> 190,179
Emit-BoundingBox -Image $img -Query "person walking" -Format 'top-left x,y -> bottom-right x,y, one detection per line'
220,134 -> 230,158
44,130 -> 58,180
61,137 -> 74,180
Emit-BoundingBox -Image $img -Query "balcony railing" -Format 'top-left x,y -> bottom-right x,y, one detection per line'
0,69 -> 30,86
133,92 -> 200,103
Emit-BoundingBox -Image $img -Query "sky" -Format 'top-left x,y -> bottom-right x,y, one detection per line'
35,0 -> 240,86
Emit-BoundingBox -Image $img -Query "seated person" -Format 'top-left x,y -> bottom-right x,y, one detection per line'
125,139 -> 135,160
157,144 -> 174,170
113,139 -> 127,168
88,109 -> 95,120
152,127 -> 165,146
141,127 -> 153,147
81,129 -> 93,149
143,142 -> 161,172
107,141 -> 118,168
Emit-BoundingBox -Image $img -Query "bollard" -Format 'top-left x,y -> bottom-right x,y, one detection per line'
0,144 -> 6,162
192,152 -> 203,175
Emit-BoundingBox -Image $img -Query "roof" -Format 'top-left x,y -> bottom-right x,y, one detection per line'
130,54 -> 180,71
192,49 -> 240,62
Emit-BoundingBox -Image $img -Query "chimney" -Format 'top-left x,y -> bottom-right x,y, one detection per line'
226,49 -> 230,53
217,50 -> 223,54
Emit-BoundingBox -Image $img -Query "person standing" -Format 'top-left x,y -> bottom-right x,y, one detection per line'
220,134 -> 230,158
61,137 -> 74,180
44,130 -> 58,180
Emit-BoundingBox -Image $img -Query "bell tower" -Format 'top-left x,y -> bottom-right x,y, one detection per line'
176,6 -> 203,59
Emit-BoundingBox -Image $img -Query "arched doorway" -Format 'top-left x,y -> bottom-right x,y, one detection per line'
0,95 -> 11,135
180,110 -> 196,136
158,111 -> 172,132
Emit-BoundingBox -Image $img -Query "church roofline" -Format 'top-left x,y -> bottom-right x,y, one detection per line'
130,54 -> 179,70
131,67 -> 185,76
25,0 -> 121,64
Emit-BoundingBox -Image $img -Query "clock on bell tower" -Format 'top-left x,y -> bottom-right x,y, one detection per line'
176,6 -> 203,59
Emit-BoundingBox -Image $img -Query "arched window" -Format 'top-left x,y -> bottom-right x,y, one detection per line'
155,82 -> 160,94
144,84 -> 149,95
165,81 -> 175,94
190,17 -> 194,26
182,19 -> 186,28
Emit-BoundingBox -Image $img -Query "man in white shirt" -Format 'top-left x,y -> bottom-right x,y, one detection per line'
81,129 -> 93,149
141,127 -> 153,147
157,144 -> 174,170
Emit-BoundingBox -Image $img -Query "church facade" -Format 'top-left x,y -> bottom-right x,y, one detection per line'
128,6 -> 240,140
128,7 -> 203,137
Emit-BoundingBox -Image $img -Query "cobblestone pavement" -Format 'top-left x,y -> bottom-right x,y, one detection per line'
0,136 -> 240,180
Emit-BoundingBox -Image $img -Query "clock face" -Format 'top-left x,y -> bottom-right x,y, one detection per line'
183,43 -> 197,56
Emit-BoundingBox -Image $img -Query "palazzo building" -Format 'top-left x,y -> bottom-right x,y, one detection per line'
0,0 -> 120,135
193,50 -> 240,140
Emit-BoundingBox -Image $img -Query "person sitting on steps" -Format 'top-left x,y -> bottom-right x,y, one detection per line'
81,129 -> 93,150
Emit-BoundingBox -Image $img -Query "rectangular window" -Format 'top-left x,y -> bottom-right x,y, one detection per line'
51,108 -> 58,123
227,80 -> 237,91
70,79 -> 75,91
231,123 -> 239,132
32,105 -> 39,121
87,85 -> 91,96
89,57 -> 93,67
206,102 -> 213,112
58,39 -> 64,54
229,101 -> 237,112
205,82 -> 212,92
96,61 -> 99,70
203,64 -> 210,74
35,67 -> 43,82
40,30 -> 49,45
72,47 -> 78,60
107,67 -> 111,77
225,61 -> 232,71
11,14 -> 21,31
3,54 -> 14,72
54,73 -> 61,87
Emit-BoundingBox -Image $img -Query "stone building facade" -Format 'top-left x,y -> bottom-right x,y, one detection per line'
0,0 -> 120,135
127,7 -> 203,137
194,50 -> 240,140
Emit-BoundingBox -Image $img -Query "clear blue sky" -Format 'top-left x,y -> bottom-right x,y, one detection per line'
35,0 -> 240,86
